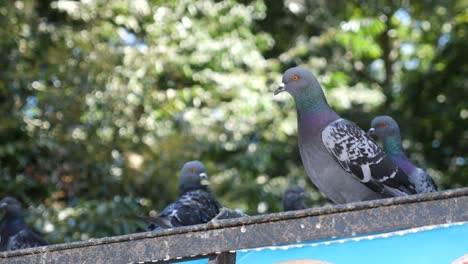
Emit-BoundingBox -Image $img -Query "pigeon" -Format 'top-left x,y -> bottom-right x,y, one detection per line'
145,161 -> 221,229
367,116 -> 437,193
0,197 -> 48,252
283,185 -> 307,211
274,67 -> 417,204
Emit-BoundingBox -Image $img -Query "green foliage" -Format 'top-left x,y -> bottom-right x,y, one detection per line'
0,0 -> 466,245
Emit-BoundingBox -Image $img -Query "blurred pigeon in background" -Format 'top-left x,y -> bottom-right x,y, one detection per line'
274,67 -> 417,204
0,197 -> 48,252
143,161 -> 221,230
368,116 -> 437,193
283,185 -> 307,211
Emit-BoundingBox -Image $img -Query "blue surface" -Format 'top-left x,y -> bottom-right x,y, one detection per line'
236,222 -> 468,264
180,222 -> 468,264
182,259 -> 208,264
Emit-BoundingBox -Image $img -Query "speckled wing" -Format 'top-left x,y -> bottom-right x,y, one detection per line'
147,202 -> 177,229
412,168 -> 438,193
154,189 -> 221,229
321,119 -> 416,197
7,229 -> 47,251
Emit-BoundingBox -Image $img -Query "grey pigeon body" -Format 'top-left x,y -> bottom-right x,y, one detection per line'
275,67 -> 417,204
0,197 -> 48,252
368,116 -> 437,193
146,161 -> 221,230
283,185 -> 307,211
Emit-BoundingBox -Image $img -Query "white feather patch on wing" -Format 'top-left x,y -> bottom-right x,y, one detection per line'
360,163 -> 372,183
169,209 -> 178,217
380,169 -> 397,182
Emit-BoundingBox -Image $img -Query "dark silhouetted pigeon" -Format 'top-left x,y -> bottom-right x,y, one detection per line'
0,197 -> 48,252
145,161 -> 221,230
283,185 -> 307,211
368,116 -> 437,193
274,67 -> 417,204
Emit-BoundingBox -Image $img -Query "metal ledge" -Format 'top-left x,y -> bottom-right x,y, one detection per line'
1,188 -> 467,263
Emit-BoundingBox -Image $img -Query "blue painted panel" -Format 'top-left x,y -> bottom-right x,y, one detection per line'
236,222 -> 468,264
180,222 -> 468,264
182,259 -> 209,264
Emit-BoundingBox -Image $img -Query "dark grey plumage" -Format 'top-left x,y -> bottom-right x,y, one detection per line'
283,185 -> 307,211
145,161 -> 221,230
0,197 -> 48,252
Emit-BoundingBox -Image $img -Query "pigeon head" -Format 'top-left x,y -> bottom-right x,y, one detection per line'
179,160 -> 210,193
283,185 -> 307,211
368,116 -> 401,141
0,197 -> 23,217
275,67 -> 330,113
275,67 -> 320,96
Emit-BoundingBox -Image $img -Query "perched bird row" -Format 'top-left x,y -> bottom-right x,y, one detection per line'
1,67 -> 437,252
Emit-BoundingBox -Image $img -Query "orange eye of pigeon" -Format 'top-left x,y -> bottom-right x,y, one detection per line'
292,75 -> 300,81
379,121 -> 387,128
189,168 -> 196,174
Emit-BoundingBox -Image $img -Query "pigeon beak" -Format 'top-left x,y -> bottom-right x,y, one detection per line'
274,82 -> 286,95
0,202 -> 7,210
199,172 -> 210,185
367,128 -> 377,140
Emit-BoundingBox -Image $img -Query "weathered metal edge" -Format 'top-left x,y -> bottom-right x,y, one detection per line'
1,187 -> 467,263
1,188 -> 466,257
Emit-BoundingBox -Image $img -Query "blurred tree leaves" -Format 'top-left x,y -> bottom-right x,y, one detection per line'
0,0 -> 466,244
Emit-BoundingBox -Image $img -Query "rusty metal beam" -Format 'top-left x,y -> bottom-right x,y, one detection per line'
1,188 -> 467,264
